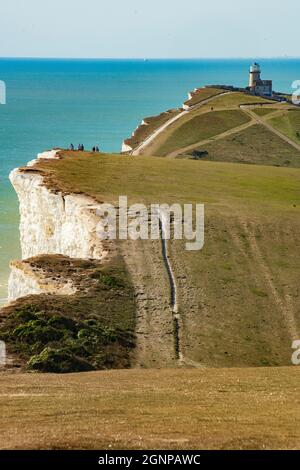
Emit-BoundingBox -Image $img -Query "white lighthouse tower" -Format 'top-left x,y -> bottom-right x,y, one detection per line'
249,62 -> 261,88
248,62 -> 272,96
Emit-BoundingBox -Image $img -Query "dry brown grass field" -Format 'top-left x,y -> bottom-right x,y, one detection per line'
1,367 -> 300,450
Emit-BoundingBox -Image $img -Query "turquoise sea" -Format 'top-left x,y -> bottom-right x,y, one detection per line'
0,58 -> 299,301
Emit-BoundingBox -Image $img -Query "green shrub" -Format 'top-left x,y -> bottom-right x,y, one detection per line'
13,320 -> 65,344
0,298 -> 135,373
91,271 -> 124,288
48,315 -> 77,331
14,306 -> 40,322
28,347 -> 95,373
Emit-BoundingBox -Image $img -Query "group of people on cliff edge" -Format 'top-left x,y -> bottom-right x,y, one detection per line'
69,143 -> 100,152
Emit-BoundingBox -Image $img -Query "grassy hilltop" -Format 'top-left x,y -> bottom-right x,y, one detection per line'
131,88 -> 300,165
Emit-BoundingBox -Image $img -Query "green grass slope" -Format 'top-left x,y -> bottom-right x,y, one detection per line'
189,124 -> 300,167
140,91 -> 276,157
210,92 -> 274,107
154,110 -> 250,156
33,152 -> 300,368
252,108 -> 278,117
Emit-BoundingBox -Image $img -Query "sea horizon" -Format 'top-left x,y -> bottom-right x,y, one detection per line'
1,56 -> 300,60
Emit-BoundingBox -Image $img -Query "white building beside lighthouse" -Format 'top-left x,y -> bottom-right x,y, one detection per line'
248,62 -> 272,97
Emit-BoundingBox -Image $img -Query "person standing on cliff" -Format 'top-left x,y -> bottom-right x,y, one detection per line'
69,143 -> 74,151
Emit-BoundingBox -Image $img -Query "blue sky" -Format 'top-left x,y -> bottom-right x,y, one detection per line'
0,0 -> 298,58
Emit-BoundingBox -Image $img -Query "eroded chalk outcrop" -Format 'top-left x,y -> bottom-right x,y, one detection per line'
8,258 -> 77,302
7,150 -> 113,302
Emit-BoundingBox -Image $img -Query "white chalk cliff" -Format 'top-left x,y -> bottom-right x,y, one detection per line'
7,151 -> 108,302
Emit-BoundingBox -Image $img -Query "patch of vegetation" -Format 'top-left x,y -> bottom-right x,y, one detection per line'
27,347 -> 94,373
189,150 -> 209,160
0,258 -> 136,372
222,262 -> 232,271
251,288 -> 268,298
90,271 -> 124,288
0,303 -> 135,373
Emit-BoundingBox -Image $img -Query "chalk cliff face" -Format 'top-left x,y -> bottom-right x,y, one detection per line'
7,151 -> 109,302
10,169 -> 107,261
121,142 -> 133,153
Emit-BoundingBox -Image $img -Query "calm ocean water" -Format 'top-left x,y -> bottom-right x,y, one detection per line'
0,58 -> 299,301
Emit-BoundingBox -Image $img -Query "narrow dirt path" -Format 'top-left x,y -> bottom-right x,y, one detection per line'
132,92 -> 232,156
